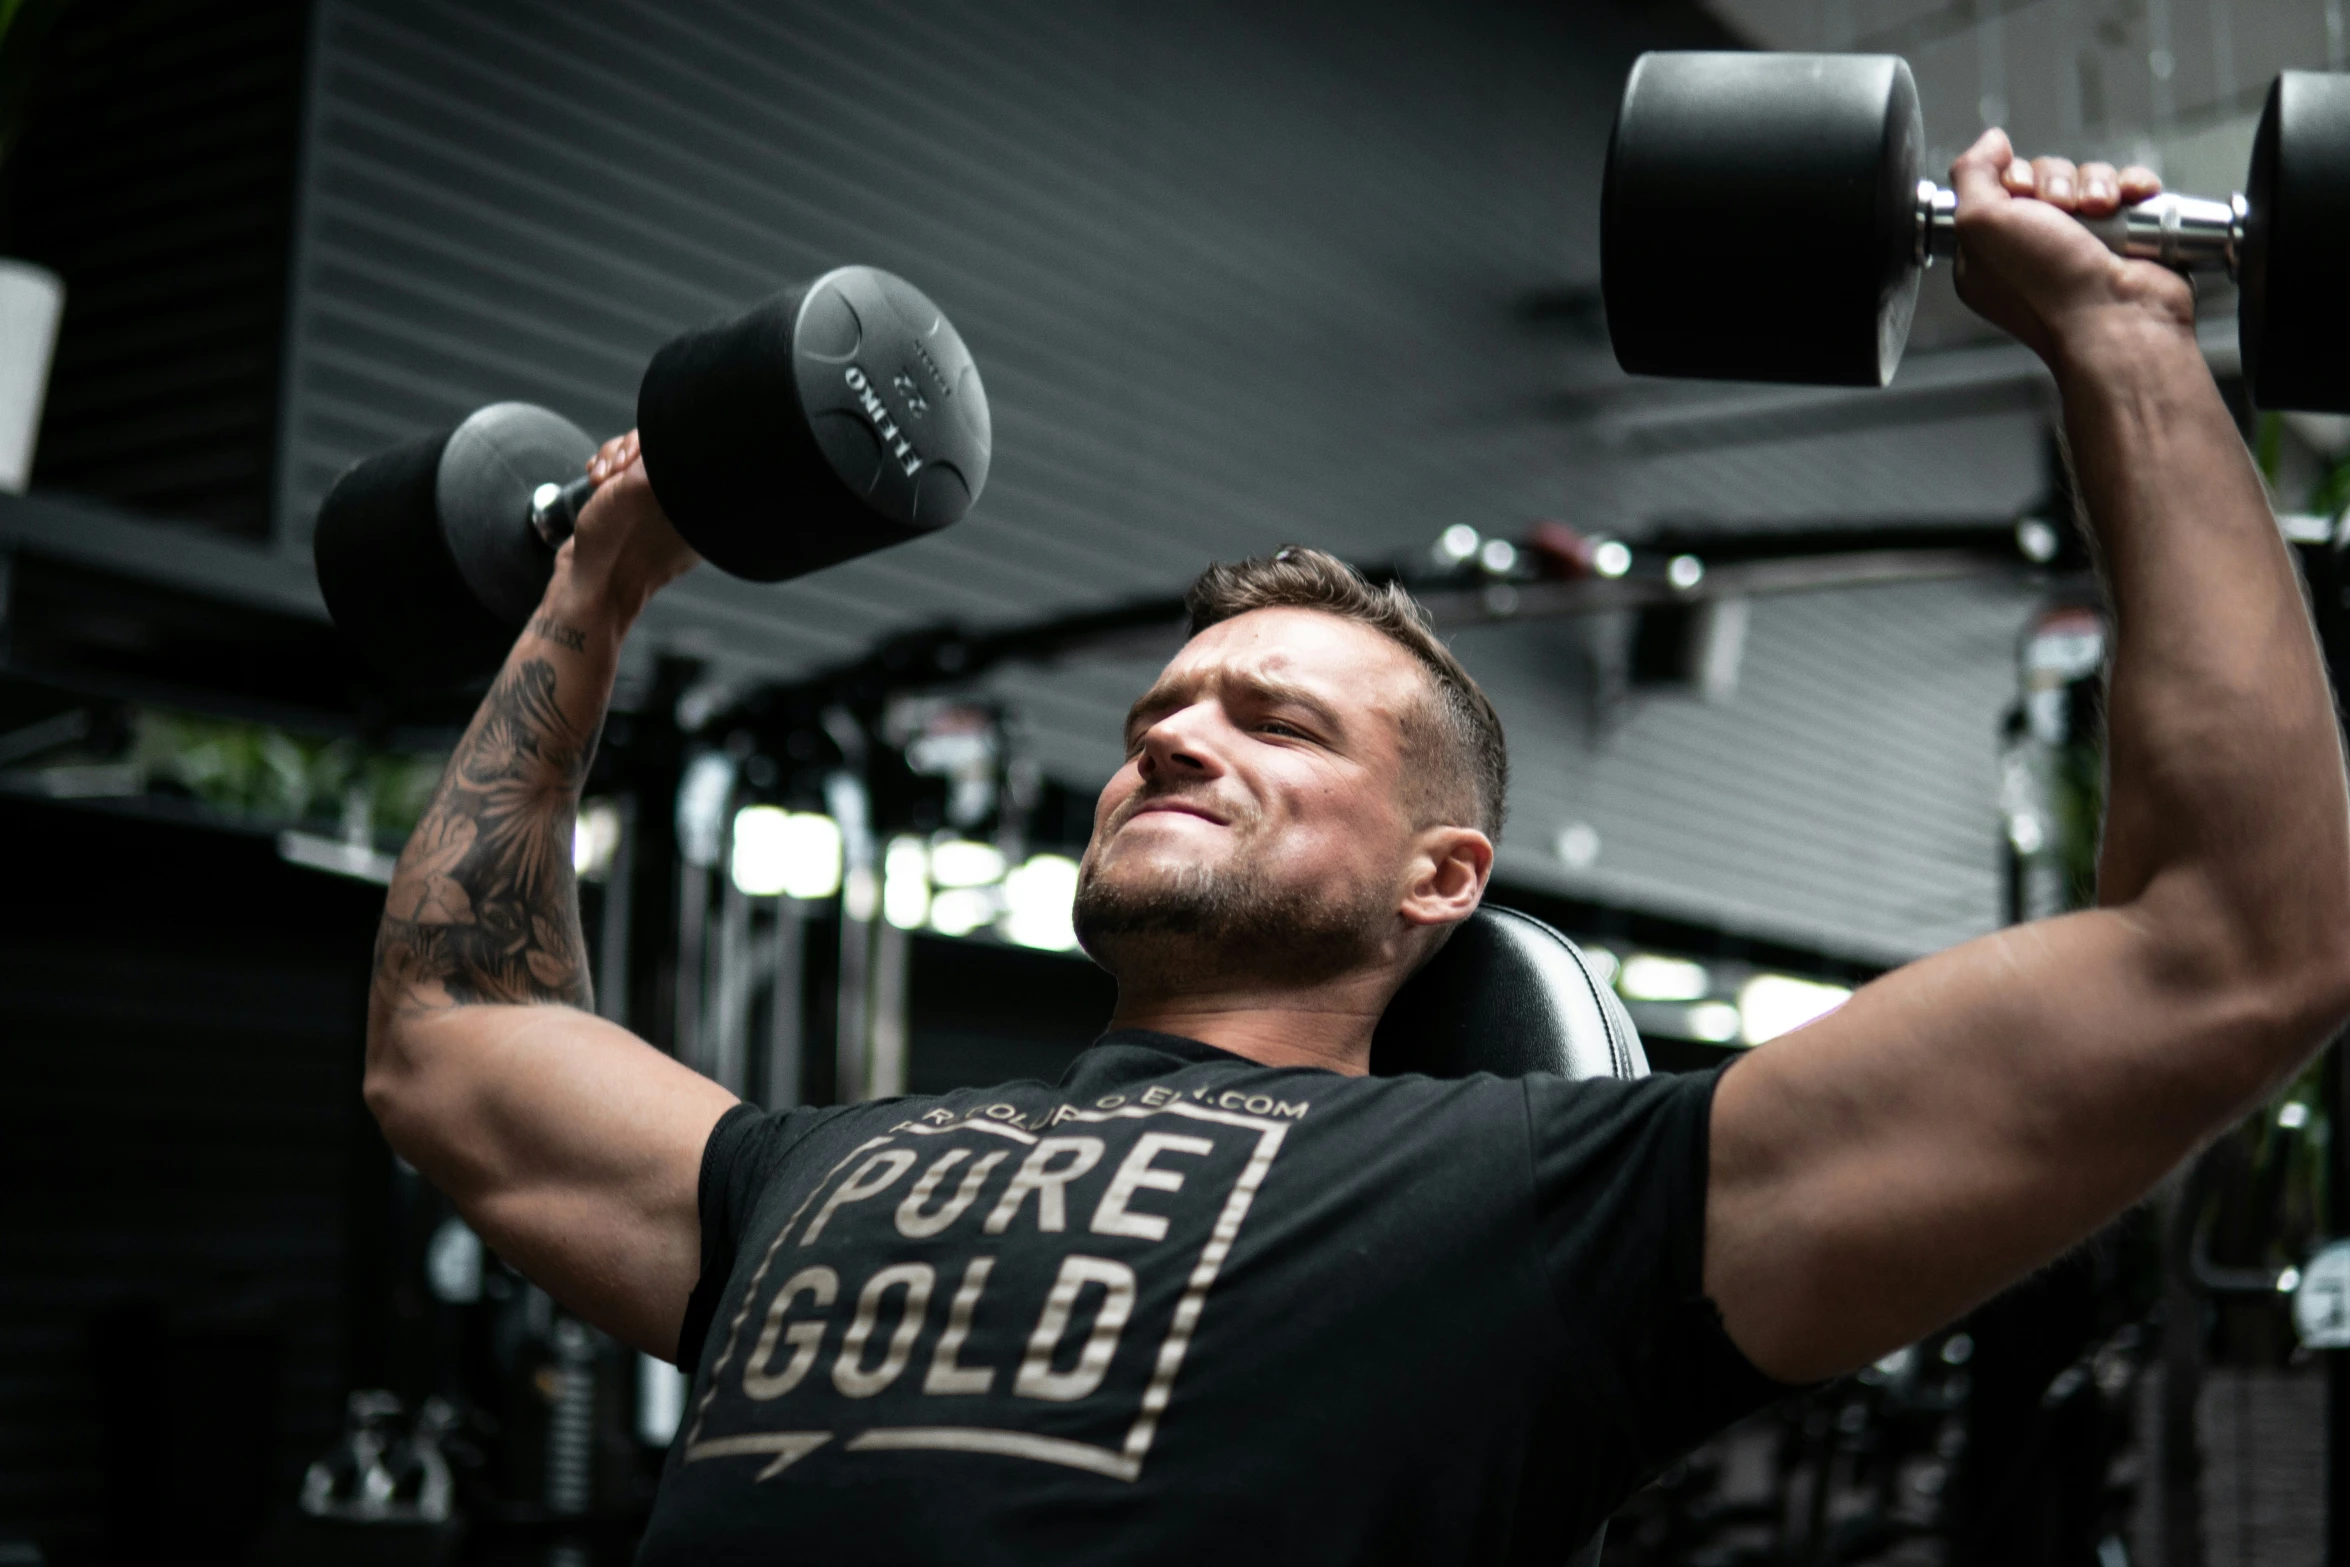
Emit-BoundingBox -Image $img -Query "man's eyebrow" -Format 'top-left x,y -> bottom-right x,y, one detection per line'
1236,674 -> 1345,732
1123,673 -> 1347,743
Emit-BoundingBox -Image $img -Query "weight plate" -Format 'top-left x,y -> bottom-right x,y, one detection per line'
794,265 -> 992,525
1604,52 -> 1925,388
636,266 -> 991,583
436,402 -> 598,627
2243,72 -> 2350,413
313,429 -> 519,688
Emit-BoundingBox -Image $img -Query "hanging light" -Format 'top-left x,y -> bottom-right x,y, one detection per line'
730,808 -> 842,900
1001,854 -> 1081,951
928,887 -> 998,937
1435,524 -> 1480,564
677,753 -> 735,869
1618,953 -> 1709,1002
1737,973 -> 1853,1045
573,799 -> 623,879
1685,1001 -> 1742,1043
883,836 -> 930,930
929,838 -> 1007,888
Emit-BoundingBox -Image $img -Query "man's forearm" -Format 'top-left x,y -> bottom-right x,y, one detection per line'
352,456 -> 724,1358
2057,313 -> 2350,1004
372,582 -> 624,1017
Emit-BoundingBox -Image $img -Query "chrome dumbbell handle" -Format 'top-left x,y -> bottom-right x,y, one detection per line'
1915,179 -> 2249,278
528,474 -> 599,548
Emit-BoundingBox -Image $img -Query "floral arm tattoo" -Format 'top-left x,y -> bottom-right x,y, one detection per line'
374,655 -> 599,1012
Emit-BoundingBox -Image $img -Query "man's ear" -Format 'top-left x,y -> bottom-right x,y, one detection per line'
1398,826 -> 1493,928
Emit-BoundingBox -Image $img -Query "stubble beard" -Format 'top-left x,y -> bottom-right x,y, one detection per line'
1073,829 -> 1390,992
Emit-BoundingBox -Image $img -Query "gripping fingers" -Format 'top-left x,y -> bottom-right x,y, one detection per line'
2029,156 -> 2081,209
587,430 -> 643,484
2002,156 -> 2161,219
2076,162 -> 2120,215
2048,160 -> 2160,217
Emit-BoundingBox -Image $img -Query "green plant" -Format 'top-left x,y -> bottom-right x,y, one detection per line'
131,707 -> 447,843
2255,410 -> 2285,488
2256,409 -> 2350,519
2310,449 -> 2350,521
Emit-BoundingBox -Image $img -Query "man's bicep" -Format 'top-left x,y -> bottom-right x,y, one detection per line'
387,1005 -> 739,1357
1702,906 -> 2223,1383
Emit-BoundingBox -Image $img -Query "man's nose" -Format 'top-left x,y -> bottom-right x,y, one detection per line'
1137,704 -> 1224,782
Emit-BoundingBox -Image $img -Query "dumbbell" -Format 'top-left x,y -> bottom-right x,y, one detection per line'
313,265 -> 990,687
1602,54 -> 2350,410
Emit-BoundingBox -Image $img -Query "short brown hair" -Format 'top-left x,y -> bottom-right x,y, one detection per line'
1185,547 -> 1508,840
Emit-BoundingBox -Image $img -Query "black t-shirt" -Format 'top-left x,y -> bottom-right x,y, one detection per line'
637,1030 -> 1793,1566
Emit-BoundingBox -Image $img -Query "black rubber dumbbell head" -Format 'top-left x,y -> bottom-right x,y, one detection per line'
313,403 -> 595,687
636,265 -> 990,582
435,403 -> 598,625
2241,71 -> 2350,414
1604,52 -> 1926,388
314,269 -> 990,688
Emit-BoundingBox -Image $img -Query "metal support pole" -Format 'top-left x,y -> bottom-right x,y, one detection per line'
2327,1039 -> 2348,1567
595,794 -> 634,1026
828,769 -> 875,1103
763,898 -> 806,1110
674,750 -> 735,1077
870,917 -> 910,1101
2159,1173 -> 2206,1567
710,866 -> 752,1095
675,862 -> 708,1077
546,1315 -> 594,1519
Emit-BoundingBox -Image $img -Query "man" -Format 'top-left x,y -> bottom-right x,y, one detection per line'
363,130 -> 2350,1564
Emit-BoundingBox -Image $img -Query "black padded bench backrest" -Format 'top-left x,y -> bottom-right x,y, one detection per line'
1370,905 -> 1647,1083
1366,904 -> 1643,1567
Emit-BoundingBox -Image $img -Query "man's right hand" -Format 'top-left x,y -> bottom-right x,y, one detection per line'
549,429 -> 703,639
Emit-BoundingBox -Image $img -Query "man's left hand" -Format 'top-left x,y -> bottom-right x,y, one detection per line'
1950,128 -> 2192,367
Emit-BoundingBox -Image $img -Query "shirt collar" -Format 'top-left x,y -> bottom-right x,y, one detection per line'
1085,1027 -> 1250,1067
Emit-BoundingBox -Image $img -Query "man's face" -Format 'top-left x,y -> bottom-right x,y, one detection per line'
1074,607 -> 1446,984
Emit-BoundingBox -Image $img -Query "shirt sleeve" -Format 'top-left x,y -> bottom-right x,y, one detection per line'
1522,1061 -> 1810,1482
674,1101 -> 835,1370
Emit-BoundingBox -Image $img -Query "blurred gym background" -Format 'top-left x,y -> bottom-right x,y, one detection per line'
0,1 -> 2342,1563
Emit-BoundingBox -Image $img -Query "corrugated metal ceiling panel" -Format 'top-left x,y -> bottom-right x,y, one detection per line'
279,0 -> 2052,959
1484,577 -> 2035,964
277,0 -> 1656,621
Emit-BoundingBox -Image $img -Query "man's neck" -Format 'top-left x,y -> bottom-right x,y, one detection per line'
1107,975 -> 1392,1076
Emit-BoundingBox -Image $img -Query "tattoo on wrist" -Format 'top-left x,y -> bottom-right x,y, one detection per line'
528,613 -> 587,653
373,656 -> 599,1012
